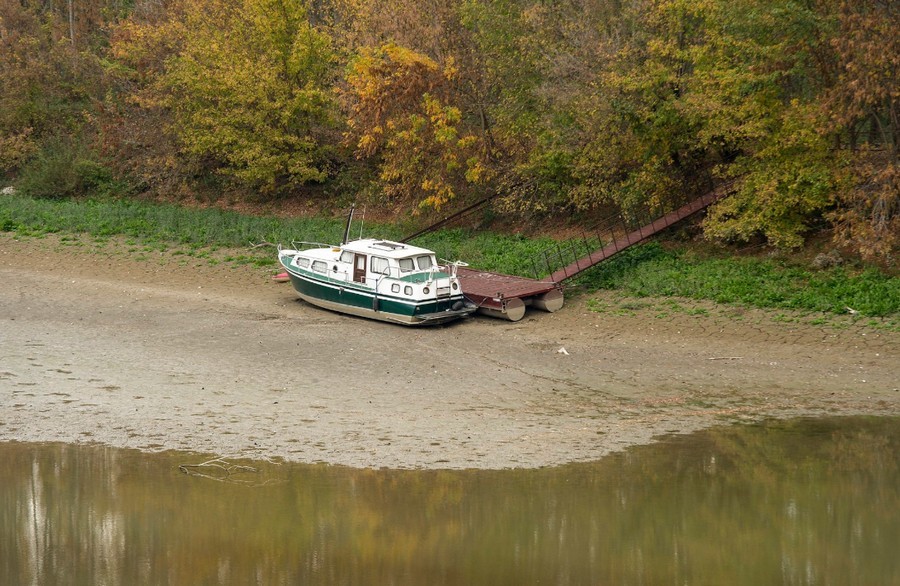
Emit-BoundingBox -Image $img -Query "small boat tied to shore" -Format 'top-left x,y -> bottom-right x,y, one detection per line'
277,210 -> 477,326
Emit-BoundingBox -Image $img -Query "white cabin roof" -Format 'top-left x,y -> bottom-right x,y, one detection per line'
340,238 -> 435,259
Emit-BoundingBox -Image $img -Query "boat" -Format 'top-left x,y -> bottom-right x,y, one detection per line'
277,210 -> 476,326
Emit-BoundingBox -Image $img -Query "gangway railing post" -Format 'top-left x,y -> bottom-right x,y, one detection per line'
555,244 -> 563,276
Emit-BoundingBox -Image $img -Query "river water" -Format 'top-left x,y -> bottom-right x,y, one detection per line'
2,416 -> 898,585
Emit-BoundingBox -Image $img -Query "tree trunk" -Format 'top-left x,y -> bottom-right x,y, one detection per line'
68,0 -> 74,46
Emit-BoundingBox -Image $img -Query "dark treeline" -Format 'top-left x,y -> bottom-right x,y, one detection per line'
1,0 -> 897,260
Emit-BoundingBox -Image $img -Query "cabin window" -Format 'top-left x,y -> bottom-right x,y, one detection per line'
312,260 -> 327,273
391,284 -> 400,293
340,251 -> 354,263
416,255 -> 434,270
398,258 -> 415,272
404,286 -> 413,296
371,256 -> 390,276
295,257 -> 310,268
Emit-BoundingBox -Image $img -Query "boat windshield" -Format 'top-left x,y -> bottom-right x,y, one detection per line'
398,258 -> 415,272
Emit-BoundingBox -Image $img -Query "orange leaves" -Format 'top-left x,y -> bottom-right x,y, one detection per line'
824,0 -> 899,141
815,0 -> 899,260
831,153 -> 899,261
0,128 -> 35,172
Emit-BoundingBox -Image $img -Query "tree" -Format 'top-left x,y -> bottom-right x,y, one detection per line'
343,43 -> 490,209
825,0 -> 899,261
458,0 -> 569,211
1,1 -> 107,179
112,0 -> 338,194
567,0 -> 840,246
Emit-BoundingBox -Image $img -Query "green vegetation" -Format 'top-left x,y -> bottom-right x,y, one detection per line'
0,193 -> 562,274
1,0 -> 897,263
575,243 -> 899,320
0,193 -> 344,252
2,194 -> 897,328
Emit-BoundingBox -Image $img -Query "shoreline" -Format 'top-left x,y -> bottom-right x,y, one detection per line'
1,233 -> 898,469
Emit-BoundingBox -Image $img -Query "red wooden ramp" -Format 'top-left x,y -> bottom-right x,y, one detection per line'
456,268 -> 562,322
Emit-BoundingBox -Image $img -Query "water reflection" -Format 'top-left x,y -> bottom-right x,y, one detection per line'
1,417 -> 898,585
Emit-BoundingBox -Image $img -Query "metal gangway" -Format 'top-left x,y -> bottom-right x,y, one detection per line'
405,182 -> 734,321
541,182 -> 733,283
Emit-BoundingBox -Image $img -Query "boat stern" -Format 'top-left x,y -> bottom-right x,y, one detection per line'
414,300 -> 478,324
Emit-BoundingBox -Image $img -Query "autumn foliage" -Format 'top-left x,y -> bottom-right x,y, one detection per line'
0,0 -> 897,261
344,44 -> 489,208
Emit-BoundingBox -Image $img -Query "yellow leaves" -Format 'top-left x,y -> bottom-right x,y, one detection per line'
345,43 -> 443,132
381,43 -> 439,71
457,135 -> 477,150
356,131 -> 380,156
342,41 -> 490,208
374,92 -> 487,208
442,56 -> 458,81
465,157 -> 492,185
419,187 -> 453,209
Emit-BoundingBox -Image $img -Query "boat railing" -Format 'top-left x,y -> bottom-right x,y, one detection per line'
439,260 -> 468,278
290,240 -> 334,250
372,263 -> 463,282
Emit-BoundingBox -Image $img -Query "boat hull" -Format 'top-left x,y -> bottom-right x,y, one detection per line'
283,265 -> 474,326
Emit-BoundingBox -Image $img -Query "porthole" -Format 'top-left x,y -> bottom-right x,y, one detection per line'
404,286 -> 413,296
391,284 -> 401,293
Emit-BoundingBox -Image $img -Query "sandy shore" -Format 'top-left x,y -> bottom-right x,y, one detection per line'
1,233 -> 897,469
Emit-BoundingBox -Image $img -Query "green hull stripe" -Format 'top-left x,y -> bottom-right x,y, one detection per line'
284,268 -> 466,317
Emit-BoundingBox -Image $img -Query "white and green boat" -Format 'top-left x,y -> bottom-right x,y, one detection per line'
277,220 -> 476,326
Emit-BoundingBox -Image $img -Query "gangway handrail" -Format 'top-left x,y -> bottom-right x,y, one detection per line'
535,182 -> 735,283
401,193 -> 498,242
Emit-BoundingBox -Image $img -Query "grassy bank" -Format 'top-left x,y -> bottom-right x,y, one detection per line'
0,193 -> 560,275
2,194 -> 897,325
574,243 -> 898,327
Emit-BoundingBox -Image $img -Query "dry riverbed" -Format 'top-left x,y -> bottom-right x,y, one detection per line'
1,234 -> 898,469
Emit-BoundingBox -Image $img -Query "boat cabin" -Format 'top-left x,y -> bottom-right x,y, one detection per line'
290,239 -> 456,291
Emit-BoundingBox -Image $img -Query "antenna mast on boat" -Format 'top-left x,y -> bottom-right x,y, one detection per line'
357,206 -> 366,241
341,205 -> 355,245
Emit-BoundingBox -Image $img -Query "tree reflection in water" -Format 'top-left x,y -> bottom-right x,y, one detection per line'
1,416 -> 898,585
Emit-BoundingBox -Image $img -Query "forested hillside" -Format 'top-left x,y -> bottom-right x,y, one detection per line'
1,0 -> 896,260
